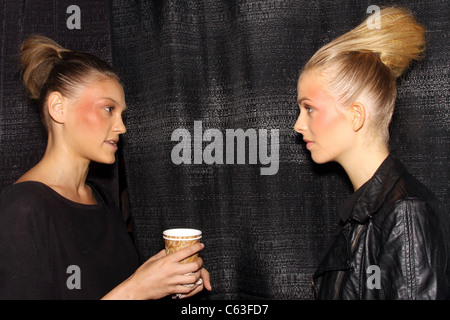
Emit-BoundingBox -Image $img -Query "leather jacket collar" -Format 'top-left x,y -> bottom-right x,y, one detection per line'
339,154 -> 407,223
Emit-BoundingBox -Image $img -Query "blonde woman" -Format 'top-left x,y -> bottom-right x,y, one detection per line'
0,36 -> 211,299
294,7 -> 449,299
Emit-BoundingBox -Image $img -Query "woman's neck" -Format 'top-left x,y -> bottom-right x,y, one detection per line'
16,134 -> 95,204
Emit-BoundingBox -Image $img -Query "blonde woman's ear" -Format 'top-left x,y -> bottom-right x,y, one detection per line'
350,102 -> 365,132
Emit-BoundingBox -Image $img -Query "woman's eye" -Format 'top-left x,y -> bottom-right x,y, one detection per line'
304,105 -> 313,113
105,106 -> 113,113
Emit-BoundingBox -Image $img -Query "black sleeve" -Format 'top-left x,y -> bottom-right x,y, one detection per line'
0,187 -> 57,299
375,198 -> 449,299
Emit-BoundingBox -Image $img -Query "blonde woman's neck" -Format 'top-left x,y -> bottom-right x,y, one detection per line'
337,139 -> 389,192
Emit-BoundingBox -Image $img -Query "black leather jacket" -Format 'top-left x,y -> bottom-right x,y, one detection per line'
312,155 -> 450,299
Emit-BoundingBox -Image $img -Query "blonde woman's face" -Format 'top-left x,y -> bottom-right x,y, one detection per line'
63,78 -> 126,164
294,70 -> 354,164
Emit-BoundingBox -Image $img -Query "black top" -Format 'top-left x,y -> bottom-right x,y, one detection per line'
0,181 -> 140,299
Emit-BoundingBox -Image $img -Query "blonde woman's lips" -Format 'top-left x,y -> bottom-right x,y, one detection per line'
304,139 -> 314,149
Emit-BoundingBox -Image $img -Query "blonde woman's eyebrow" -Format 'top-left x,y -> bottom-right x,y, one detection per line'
297,97 -> 310,105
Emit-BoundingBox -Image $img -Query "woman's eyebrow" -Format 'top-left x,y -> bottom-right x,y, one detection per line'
297,97 -> 308,104
102,97 -> 119,104
102,97 -> 127,110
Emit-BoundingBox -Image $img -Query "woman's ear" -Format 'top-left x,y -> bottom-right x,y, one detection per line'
350,102 -> 365,132
47,92 -> 66,124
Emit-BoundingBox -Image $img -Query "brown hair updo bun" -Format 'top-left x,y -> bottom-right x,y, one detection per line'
20,35 -> 120,130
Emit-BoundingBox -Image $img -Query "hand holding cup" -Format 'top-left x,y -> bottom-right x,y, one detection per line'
163,228 -> 202,264
101,241 -> 207,300
163,228 -> 206,298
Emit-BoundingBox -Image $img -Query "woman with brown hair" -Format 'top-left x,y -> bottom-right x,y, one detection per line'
294,7 -> 449,299
0,36 -> 211,299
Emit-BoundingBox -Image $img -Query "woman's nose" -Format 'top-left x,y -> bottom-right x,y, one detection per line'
114,116 -> 127,134
293,113 -> 306,134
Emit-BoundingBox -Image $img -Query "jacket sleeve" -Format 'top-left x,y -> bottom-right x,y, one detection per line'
375,198 -> 449,299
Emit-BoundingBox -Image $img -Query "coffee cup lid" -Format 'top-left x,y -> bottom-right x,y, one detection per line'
163,228 -> 202,240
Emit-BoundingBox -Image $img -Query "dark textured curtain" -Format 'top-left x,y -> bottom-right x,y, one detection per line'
111,0 -> 449,299
1,0 -> 448,300
0,0 -> 120,204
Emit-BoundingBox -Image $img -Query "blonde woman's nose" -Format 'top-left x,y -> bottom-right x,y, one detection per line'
294,113 -> 306,134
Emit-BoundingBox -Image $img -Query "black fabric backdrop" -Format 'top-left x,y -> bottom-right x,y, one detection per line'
0,0 -> 448,299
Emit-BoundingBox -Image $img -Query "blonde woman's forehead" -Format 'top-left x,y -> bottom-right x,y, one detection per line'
297,72 -> 337,106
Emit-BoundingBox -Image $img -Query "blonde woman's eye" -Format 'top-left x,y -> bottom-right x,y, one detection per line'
305,105 -> 313,113
105,106 -> 113,113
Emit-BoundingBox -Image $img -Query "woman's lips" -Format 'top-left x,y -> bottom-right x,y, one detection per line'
105,139 -> 118,150
304,139 -> 314,149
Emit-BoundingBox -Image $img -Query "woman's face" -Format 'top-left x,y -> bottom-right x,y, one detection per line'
294,70 -> 355,164
63,78 -> 127,164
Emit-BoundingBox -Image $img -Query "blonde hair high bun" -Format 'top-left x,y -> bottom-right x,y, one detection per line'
355,7 -> 426,78
301,7 -> 426,145
305,7 -> 426,78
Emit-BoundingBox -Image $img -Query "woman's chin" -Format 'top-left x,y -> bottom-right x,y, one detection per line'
91,155 -> 116,165
310,152 -> 332,165
104,157 -> 117,165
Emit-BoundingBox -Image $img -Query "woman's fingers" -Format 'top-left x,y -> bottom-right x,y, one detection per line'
147,249 -> 166,263
171,272 -> 201,287
175,280 -> 205,299
200,267 -> 212,291
166,243 -> 204,262
135,242 -> 210,299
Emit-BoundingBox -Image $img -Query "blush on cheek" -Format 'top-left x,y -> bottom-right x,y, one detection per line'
72,87 -> 105,127
76,102 -> 103,130
313,108 -> 341,133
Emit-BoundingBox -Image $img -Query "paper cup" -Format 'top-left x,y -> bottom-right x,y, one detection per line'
163,228 -> 202,264
163,228 -> 203,294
